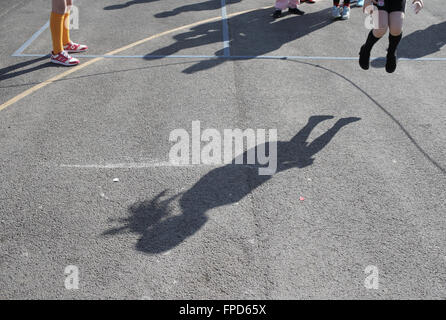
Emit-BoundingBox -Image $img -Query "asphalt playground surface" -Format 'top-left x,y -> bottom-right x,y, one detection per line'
0,0 -> 445,299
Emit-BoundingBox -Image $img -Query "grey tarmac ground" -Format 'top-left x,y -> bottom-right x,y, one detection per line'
0,0 -> 445,299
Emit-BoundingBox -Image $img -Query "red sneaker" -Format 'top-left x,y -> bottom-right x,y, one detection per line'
50,50 -> 80,66
64,42 -> 88,53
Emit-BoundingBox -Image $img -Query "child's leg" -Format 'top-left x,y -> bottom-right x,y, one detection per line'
341,0 -> 351,19
287,0 -> 300,9
63,0 -> 73,45
388,11 -> 404,38
332,0 -> 341,18
386,11 -> 404,72
52,0 -> 66,14
359,10 -> 388,70
50,0 -> 66,54
372,10 -> 389,38
288,0 -> 304,14
62,0 -> 73,46
61,0 -> 88,53
50,0 -> 80,65
275,0 -> 289,10
388,11 -> 404,55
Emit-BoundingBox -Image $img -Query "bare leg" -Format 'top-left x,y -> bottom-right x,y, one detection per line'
373,10 -> 389,38
52,0 -> 67,14
389,11 -> 404,36
66,0 -> 73,11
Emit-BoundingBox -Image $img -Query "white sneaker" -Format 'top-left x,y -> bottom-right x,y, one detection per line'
332,6 -> 341,18
64,42 -> 88,53
50,50 -> 79,66
341,6 -> 351,19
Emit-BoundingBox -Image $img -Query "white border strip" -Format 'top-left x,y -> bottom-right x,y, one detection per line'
11,53 -> 446,61
60,162 -> 192,169
60,162 -> 261,169
12,21 -> 49,57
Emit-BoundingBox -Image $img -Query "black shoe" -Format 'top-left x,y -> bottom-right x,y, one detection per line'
273,9 -> 282,18
359,45 -> 371,70
385,52 -> 397,73
289,8 -> 305,15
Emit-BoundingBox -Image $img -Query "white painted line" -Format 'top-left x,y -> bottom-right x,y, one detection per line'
9,53 -> 50,58
0,0 -> 27,19
12,52 -> 446,61
60,162 -> 260,169
397,57 -> 446,61
12,53 -> 218,59
60,162 -> 189,169
107,54 -> 218,59
12,21 -> 49,57
221,0 -> 231,57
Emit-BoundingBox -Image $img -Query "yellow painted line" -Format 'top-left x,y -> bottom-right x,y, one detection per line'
0,58 -> 102,112
0,6 -> 271,113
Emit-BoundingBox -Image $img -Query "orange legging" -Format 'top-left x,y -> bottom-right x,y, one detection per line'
50,11 -> 71,54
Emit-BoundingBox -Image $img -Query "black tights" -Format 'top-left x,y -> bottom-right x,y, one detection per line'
334,0 -> 350,5
363,30 -> 402,56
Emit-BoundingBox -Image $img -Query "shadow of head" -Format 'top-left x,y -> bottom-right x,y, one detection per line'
103,190 -> 173,236
103,115 -> 360,254
371,21 -> 446,69
155,0 -> 243,18
104,0 -> 160,10
144,7 -> 334,73
398,21 -> 446,59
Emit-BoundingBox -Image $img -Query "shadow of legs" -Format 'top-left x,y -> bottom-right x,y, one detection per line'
0,56 -> 51,82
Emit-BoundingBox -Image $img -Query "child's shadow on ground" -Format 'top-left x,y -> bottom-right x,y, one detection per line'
0,56 -> 52,83
145,7 -> 334,73
103,115 -> 361,254
372,21 -> 446,68
155,0 -> 242,18
104,0 -> 160,10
